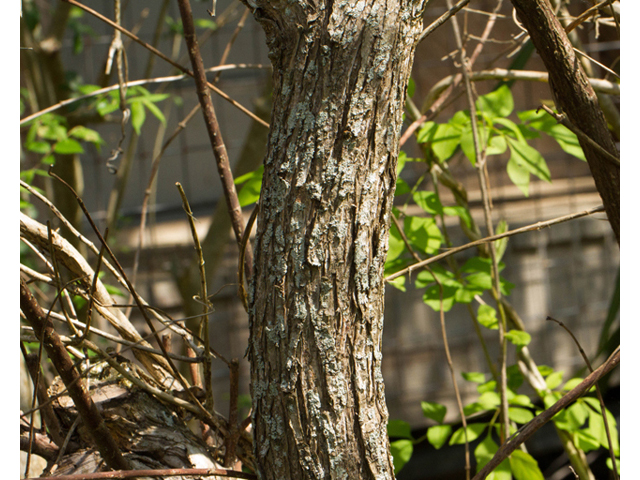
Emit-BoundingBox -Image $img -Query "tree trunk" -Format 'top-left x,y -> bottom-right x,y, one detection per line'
248,1 -> 427,478
510,0 -> 620,244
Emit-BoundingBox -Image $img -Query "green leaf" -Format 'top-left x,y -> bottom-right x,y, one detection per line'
413,191 -> 444,215
509,449 -> 544,480
461,256 -> 505,273
416,121 -> 438,144
140,97 -> 167,125
421,401 -> 447,423
423,283 -> 458,311
494,220 -> 509,262
395,178 -> 410,196
42,154 -> 56,165
38,121 -> 67,141
390,439 -> 413,473
476,85 -> 514,119
431,123 -> 462,161
493,117 -> 526,142
477,305 -> 498,329
537,365 -> 554,377
553,402 -> 588,432
404,216 -> 442,255
546,124 -> 585,160
506,365 -> 524,391
130,100 -> 146,135
96,97 -> 120,117
68,125 -> 103,145
475,436 -> 512,480
573,430 -> 600,452
585,406 -> 619,454
415,265 -> 459,288
506,156 -> 530,196
443,206 -> 472,230
449,423 -> 487,445
53,138 -> 84,154
545,370 -> 564,390
477,380 -> 497,394
195,18 -> 218,30
105,283 -> 126,297
606,457 -> 620,471
506,137 -> 551,183
477,391 -> 500,410
407,77 -> 416,98
387,221 -> 406,262
505,330 -> 531,347
25,140 -> 51,154
509,407 -> 534,424
462,372 -> 486,383
509,394 -> 533,408
562,377 -> 584,391
486,134 -> 508,156
387,420 -> 413,439
460,123 -> 490,165
427,425 -> 452,450
237,172 -> 263,207
387,275 -> 406,292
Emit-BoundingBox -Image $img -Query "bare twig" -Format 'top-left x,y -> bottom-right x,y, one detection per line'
177,0 -> 253,281
391,213 -> 471,480
418,0 -> 471,43
20,64 -> 269,125
447,0 -> 510,443
471,347 -> 620,480
386,205 -> 605,281
176,182 -> 214,410
546,317 -> 618,480
60,0 -> 269,128
20,279 -> 131,471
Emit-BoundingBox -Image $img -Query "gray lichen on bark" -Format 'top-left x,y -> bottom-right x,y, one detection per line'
247,0 -> 429,478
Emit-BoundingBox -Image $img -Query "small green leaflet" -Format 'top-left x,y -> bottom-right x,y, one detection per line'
427,425 -> 452,450
387,420 -> 413,439
476,85 -> 514,119
390,439 -> 413,473
449,423 -> 488,445
509,449 -> 544,480
421,401 -> 447,423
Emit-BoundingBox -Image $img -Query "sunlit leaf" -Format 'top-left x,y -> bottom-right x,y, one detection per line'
421,401 -> 447,423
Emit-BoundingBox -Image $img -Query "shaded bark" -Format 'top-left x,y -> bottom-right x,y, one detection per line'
247,0 -> 428,478
510,0 -> 620,243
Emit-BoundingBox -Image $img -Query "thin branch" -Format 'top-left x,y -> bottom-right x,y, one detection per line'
385,205 -> 605,281
421,68 -> 619,111
20,64 -> 268,125
20,279 -> 131,471
177,0 -> 253,281
539,104 -> 619,165
176,183 -> 214,412
60,0 -> 269,128
546,317 -> 618,480
418,0 -> 471,43
564,0 -> 616,34
471,347 -> 620,480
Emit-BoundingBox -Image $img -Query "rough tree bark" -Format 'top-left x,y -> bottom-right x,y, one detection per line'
247,0 -> 428,479
510,0 -> 620,243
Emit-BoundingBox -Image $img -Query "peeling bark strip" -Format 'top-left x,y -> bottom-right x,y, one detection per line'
510,0 -> 620,243
248,0 -> 428,479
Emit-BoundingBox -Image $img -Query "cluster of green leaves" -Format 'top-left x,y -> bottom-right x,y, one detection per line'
389,364 -> 619,478
415,85 -> 584,197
